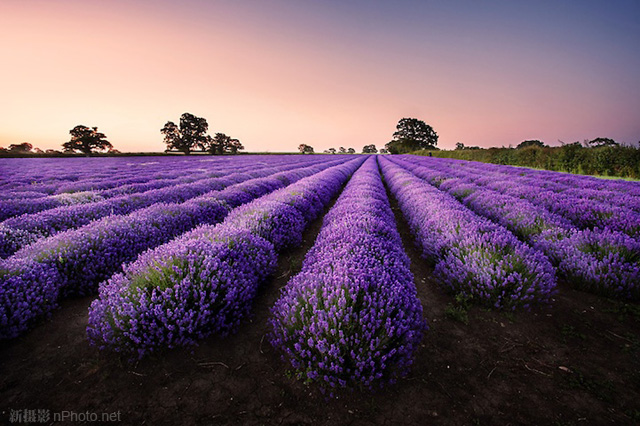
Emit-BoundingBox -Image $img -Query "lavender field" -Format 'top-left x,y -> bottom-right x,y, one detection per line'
1,155 -> 639,425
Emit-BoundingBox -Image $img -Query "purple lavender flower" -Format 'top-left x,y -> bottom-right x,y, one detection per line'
270,157 -> 426,395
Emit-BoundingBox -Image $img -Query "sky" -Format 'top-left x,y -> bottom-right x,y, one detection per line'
1,0 -> 639,153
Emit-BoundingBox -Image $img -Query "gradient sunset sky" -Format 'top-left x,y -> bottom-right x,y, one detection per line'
1,0 -> 639,152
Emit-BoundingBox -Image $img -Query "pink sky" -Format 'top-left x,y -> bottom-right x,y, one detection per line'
1,0 -> 639,152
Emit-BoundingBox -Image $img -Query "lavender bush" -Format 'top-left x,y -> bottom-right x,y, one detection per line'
86,158 -> 364,357
379,156 -> 557,309
1,159 -> 350,340
270,157 -> 426,395
392,156 -> 640,299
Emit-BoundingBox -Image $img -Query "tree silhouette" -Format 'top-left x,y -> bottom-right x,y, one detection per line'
201,133 -> 244,155
62,126 -> 112,155
386,118 -> 438,154
338,147 -> 346,153
161,113 -> 209,155
362,144 -> 378,153
8,142 -> 33,153
516,140 -> 545,149
347,148 -> 356,154
298,144 -> 314,154
227,138 -> 243,154
587,137 -> 619,148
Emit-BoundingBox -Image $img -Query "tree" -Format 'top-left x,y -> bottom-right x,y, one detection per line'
198,132 -> 244,155
455,142 -> 465,150
516,140 -> 545,149
161,113 -> 209,155
8,142 -> 33,153
62,126 -> 112,155
587,137 -> 619,148
327,148 -> 336,154
338,147 -> 346,154
379,148 -> 389,154
386,118 -> 438,154
362,144 -> 378,153
298,144 -> 314,154
227,138 -> 243,154
347,148 -> 356,154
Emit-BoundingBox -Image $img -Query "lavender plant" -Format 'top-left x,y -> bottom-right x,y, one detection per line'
270,157 -> 426,395
379,156 -> 557,309
86,158 -> 364,357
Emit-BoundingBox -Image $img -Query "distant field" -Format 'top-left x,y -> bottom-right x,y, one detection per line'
420,144 -> 640,180
1,155 -> 639,425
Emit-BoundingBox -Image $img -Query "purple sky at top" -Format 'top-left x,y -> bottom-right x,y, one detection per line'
1,0 -> 639,152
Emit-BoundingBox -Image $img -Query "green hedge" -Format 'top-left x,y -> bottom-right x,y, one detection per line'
415,145 -> 640,179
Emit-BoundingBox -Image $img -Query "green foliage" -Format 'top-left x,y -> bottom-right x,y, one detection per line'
62,126 -> 113,155
362,144 -> 377,153
444,293 -> 472,324
421,143 -> 640,179
161,113 -> 210,155
516,140 -> 545,149
298,144 -> 314,154
386,118 -> 438,153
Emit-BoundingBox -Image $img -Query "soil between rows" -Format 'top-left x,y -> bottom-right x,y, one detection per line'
1,181 -> 639,426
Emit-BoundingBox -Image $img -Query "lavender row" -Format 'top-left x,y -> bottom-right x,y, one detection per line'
0,159 -> 350,339
0,156 -> 325,220
0,157 -> 186,194
0,156 -> 336,194
86,158 -> 365,359
391,159 -> 640,299
417,155 -> 640,199
457,157 -> 640,199
269,157 -> 426,395
379,157 -> 557,310
0,158 -> 339,258
0,169 -> 215,220
405,155 -> 640,213
396,156 -> 640,235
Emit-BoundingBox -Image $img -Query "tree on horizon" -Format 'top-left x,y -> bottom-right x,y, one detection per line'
298,144 -> 314,154
200,133 -> 244,155
62,126 -> 113,155
516,140 -> 546,149
362,144 -> 378,153
386,118 -> 438,154
161,113 -> 209,155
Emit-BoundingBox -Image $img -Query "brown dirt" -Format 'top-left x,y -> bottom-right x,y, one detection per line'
1,188 -> 640,426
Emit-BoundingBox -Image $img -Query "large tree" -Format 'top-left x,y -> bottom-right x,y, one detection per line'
8,142 -> 33,153
161,113 -> 209,155
62,126 -> 112,155
201,133 -> 244,155
362,144 -> 378,153
298,144 -> 314,154
386,118 -> 438,154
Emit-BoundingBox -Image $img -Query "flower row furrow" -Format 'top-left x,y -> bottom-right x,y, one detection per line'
0,158 -> 342,258
85,157 -> 365,358
390,157 -> 640,299
269,157 -> 426,395
394,156 -> 640,237
379,156 -> 557,309
0,158 -> 351,339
